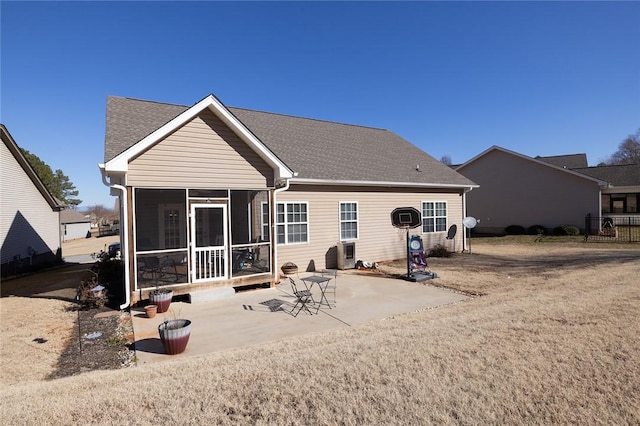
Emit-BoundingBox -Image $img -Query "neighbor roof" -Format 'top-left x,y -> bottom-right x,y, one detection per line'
536,153 -> 588,169
573,164 -> 640,187
60,209 -> 91,224
104,96 -> 476,188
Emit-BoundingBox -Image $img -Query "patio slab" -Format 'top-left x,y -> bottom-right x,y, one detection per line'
130,273 -> 470,365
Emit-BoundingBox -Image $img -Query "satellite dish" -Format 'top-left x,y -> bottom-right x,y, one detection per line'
463,216 -> 478,229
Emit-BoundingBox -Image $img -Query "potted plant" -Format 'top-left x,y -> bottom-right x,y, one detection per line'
158,318 -> 191,355
149,288 -> 173,313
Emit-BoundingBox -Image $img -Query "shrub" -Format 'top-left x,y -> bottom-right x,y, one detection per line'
505,225 -> 526,235
428,244 -> 451,258
553,225 -> 580,236
92,257 -> 124,308
527,225 -> 547,235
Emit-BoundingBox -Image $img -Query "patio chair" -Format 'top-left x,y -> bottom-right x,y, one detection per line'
288,277 -> 314,317
139,256 -> 179,285
320,269 -> 337,304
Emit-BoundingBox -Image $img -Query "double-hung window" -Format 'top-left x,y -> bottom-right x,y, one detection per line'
276,202 -> 308,244
422,201 -> 447,233
340,202 -> 358,240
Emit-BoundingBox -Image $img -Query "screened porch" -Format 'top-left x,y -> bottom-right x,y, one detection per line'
133,188 -> 272,291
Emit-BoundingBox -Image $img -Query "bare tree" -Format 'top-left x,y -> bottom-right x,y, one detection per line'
440,155 -> 453,165
83,204 -> 117,224
607,129 -> 640,165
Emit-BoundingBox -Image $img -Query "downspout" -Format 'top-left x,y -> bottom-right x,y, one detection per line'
100,166 -> 130,310
462,187 -> 474,253
273,176 -> 293,282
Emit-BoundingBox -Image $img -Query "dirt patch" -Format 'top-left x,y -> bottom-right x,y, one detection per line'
49,306 -> 135,379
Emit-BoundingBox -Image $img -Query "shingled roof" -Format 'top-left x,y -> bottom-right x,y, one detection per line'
573,164 -> 640,187
104,96 -> 475,187
536,153 -> 588,169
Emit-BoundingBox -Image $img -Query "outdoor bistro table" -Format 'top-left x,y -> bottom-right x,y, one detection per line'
301,275 -> 333,313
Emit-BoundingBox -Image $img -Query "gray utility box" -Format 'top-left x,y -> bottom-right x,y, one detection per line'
336,241 -> 356,269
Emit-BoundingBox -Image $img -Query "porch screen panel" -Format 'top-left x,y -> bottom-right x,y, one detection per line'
134,189 -> 188,289
135,189 -> 187,251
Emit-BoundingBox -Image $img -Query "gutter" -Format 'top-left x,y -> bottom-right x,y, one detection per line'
288,177 -> 478,190
99,164 -> 130,310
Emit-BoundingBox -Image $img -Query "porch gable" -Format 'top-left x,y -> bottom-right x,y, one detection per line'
128,109 -> 275,188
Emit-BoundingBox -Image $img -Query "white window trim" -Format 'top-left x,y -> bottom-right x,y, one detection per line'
260,201 -> 270,241
422,200 -> 448,233
339,201 -> 359,241
276,201 -> 309,245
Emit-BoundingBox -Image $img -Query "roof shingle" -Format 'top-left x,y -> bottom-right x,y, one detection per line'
104,96 -> 475,187
573,164 -> 640,187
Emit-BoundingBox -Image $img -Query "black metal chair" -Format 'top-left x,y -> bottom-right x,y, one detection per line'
288,277 -> 314,317
139,256 -> 179,285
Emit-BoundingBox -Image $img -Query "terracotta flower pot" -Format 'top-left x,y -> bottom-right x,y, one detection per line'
158,319 -> 191,355
145,305 -> 157,319
149,289 -> 173,313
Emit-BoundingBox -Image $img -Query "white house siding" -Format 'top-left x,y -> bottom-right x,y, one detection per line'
460,149 -> 600,233
1,138 -> 60,266
276,185 -> 464,271
127,109 -> 274,189
61,222 -> 91,241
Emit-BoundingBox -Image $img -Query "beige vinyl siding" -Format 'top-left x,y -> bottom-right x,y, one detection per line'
460,149 -> 600,233
276,185 -> 464,270
128,109 -> 274,189
1,140 -> 60,265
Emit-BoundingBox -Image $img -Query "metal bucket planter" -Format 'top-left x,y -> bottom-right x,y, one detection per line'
149,289 -> 173,313
281,262 -> 298,276
158,319 -> 191,355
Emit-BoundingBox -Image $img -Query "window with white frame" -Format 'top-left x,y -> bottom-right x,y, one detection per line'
422,201 -> 447,233
261,202 -> 270,240
340,202 -> 358,240
276,202 -> 308,244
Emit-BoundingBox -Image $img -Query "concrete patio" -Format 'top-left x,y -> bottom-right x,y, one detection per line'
130,273 -> 470,365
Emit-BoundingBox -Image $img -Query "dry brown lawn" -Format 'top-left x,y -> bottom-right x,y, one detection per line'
1,238 -> 639,424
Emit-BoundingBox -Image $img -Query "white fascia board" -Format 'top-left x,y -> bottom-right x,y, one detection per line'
104,95 -> 293,178
289,178 -> 478,190
602,185 -> 640,193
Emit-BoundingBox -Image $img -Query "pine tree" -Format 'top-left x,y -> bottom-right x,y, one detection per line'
19,148 -> 82,207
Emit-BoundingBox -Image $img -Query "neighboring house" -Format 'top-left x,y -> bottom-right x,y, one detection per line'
455,146 -> 606,235
572,163 -> 640,219
59,208 -> 92,241
1,124 -> 63,275
100,94 -> 477,305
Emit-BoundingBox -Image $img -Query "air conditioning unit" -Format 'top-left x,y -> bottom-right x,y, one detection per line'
336,241 -> 356,270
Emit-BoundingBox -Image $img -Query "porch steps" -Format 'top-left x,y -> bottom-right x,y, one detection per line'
189,287 -> 236,303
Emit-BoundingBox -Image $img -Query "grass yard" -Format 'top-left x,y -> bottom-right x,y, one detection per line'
1,237 -> 639,424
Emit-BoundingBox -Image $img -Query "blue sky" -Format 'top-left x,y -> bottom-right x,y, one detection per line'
2,1 -> 639,209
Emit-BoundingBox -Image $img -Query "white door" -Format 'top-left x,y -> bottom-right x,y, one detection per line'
191,204 -> 227,282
